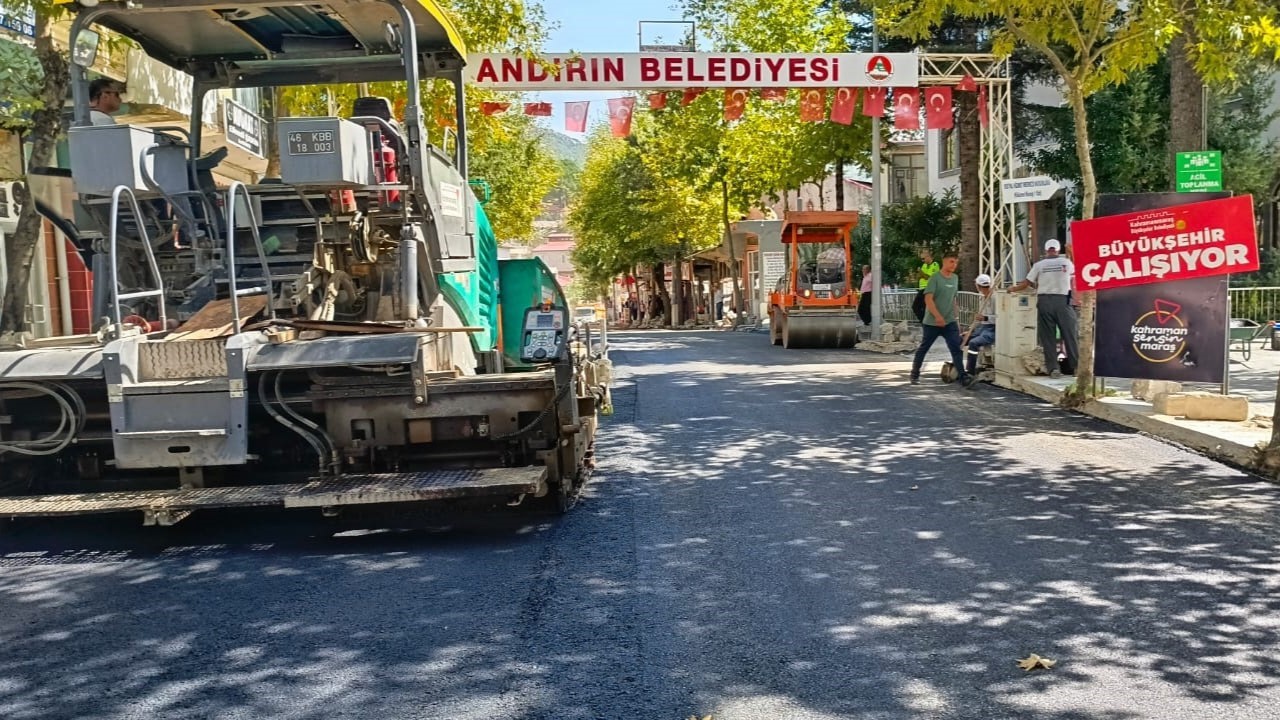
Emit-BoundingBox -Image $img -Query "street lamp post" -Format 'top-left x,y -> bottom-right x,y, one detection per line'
869,16 -> 883,341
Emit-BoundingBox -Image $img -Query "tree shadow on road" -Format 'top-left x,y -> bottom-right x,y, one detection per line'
0,330 -> 1278,719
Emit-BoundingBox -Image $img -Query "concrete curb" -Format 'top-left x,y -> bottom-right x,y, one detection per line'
1006,377 -> 1260,469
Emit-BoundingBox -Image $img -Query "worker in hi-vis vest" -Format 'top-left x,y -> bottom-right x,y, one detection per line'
912,248 -> 940,323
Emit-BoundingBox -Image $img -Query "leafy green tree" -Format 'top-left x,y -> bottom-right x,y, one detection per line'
1,1 -> 69,335
852,190 -> 960,286
1025,58 -> 1279,210
468,113 -> 560,242
1166,3 -> 1280,174
683,0 -> 870,210
0,42 -> 42,133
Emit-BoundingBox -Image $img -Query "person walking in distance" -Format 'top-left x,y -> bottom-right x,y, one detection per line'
1010,239 -> 1078,377
857,264 -> 873,325
912,248 -> 939,323
910,251 -> 972,387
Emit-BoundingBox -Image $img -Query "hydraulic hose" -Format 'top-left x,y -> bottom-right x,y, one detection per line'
0,382 -> 82,456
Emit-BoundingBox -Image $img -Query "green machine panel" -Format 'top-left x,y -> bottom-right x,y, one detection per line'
498,258 -> 569,370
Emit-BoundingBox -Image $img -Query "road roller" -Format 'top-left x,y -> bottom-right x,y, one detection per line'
768,211 -> 862,349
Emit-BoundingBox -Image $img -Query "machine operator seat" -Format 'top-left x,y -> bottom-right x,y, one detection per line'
351,96 -> 405,156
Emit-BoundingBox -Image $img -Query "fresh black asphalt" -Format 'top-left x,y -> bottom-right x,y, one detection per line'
2,329 -> 1279,719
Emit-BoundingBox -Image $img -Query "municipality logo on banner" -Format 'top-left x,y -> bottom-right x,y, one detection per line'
1095,278 -> 1228,384
1069,195 -> 1259,292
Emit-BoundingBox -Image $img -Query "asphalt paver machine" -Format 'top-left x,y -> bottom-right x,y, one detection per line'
768,211 -> 862,349
0,0 -> 610,524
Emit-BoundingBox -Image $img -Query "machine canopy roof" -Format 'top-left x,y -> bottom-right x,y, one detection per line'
781,211 -> 861,243
78,0 -> 466,87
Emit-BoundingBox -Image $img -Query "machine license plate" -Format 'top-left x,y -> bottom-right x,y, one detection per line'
813,283 -> 832,291
286,131 -> 336,155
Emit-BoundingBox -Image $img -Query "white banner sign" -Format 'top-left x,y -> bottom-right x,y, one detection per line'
466,53 -> 919,90
761,251 -> 787,290
1001,176 -> 1061,204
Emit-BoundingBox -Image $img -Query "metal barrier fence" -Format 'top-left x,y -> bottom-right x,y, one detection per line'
1229,286 -> 1280,325
881,289 -> 982,327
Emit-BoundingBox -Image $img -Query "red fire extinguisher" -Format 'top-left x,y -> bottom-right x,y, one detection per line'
380,138 -> 400,205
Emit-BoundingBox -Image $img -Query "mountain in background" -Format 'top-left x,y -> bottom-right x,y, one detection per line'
537,129 -> 587,169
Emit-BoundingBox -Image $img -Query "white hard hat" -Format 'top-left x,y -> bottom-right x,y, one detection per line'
1044,239 -> 1061,252
975,273 -> 992,287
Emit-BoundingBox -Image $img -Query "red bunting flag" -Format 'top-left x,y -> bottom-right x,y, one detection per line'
862,86 -> 886,117
760,88 -> 788,102
565,101 -> 589,133
723,88 -> 748,122
957,74 -> 977,92
481,102 -> 509,116
799,88 -> 826,122
523,102 -> 551,117
925,87 -> 953,130
830,87 -> 858,125
649,92 -> 668,110
607,97 -> 636,137
682,88 -> 707,106
978,86 -> 989,128
892,88 -> 920,131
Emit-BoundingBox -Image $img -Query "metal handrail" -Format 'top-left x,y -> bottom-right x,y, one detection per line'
225,181 -> 278,333
107,185 -> 167,331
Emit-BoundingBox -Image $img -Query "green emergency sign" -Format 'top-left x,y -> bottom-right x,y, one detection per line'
1176,150 -> 1222,193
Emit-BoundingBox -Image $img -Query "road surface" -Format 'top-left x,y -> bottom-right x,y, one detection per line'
3,329 -> 1280,719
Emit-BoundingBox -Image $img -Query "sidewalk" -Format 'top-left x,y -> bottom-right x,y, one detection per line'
1001,340 -> 1279,471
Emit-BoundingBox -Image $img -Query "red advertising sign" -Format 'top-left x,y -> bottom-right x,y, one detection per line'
1069,195 -> 1259,292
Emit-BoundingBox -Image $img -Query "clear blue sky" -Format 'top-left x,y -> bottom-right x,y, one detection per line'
527,0 -> 687,135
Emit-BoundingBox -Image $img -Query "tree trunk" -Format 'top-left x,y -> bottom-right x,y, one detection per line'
721,180 -> 744,327
957,91 -> 981,279
671,252 -> 684,326
1265,368 -> 1280,472
1167,31 -> 1205,178
1064,84 -> 1097,407
835,160 -> 845,210
1,16 -> 68,337
263,87 -> 284,178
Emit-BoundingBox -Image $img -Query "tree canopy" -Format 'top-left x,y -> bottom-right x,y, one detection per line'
277,0 -> 560,242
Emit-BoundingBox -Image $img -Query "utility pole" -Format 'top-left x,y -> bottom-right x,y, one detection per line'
869,15 -> 883,341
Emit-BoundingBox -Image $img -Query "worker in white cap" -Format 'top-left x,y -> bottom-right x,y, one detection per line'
1010,239 -> 1078,377
963,273 -> 997,380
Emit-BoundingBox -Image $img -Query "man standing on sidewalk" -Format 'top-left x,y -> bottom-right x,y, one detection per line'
1010,239 -> 1078,377
910,252 -> 971,387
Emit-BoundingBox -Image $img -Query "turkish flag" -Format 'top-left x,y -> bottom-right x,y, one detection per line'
565,101 -> 589,133
862,86 -> 886,116
892,88 -> 919,131
830,87 -> 857,125
607,97 -> 636,137
682,88 -> 706,106
523,102 -> 551,117
978,86 -> 989,128
925,87 -> 953,130
957,74 -> 977,92
649,92 -> 668,110
481,102 -> 509,116
799,89 -> 826,122
723,88 -> 748,122
760,88 -> 788,102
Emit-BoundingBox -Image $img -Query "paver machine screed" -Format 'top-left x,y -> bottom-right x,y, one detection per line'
768,211 -> 862,349
0,0 -> 610,525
